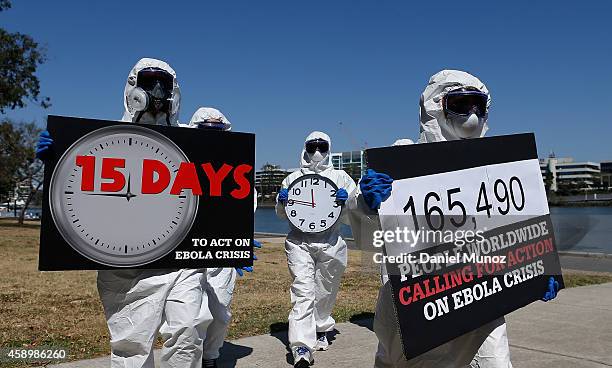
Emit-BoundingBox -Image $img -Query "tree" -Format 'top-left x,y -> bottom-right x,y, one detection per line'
0,120 -> 43,224
0,0 -> 50,113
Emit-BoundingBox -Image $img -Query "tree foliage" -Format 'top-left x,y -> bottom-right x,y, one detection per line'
0,120 -> 44,224
0,0 -> 50,113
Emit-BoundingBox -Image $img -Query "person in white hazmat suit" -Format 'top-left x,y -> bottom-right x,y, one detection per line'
98,58 -> 209,368
275,131 -> 357,368
36,58 -> 208,368
178,107 -> 261,368
348,70 -> 514,368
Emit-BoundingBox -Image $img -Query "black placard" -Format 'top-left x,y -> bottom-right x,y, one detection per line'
39,115 -> 255,270
365,133 -> 564,360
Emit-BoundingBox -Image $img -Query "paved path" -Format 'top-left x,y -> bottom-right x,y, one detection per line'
50,282 -> 612,368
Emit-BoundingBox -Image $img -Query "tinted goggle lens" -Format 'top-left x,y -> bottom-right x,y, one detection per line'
137,68 -> 174,92
197,121 -> 227,130
445,91 -> 488,118
305,139 -> 329,154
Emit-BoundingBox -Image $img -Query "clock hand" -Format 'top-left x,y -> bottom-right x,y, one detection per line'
85,192 -> 133,198
311,189 -> 315,208
125,173 -> 135,202
289,200 -> 316,208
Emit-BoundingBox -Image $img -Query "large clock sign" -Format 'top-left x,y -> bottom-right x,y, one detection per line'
39,115 -> 255,271
285,174 -> 342,233
49,125 -> 199,267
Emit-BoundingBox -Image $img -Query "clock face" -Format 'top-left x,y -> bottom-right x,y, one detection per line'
49,125 -> 198,267
285,174 -> 342,233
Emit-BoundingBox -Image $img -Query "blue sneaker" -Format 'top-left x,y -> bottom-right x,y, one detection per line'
293,345 -> 313,367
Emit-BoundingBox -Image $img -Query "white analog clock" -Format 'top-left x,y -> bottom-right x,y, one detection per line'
49,125 -> 198,267
285,174 -> 342,233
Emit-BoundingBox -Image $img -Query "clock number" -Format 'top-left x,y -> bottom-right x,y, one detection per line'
424,192 -> 444,231
447,187 -> 467,227
292,188 -> 302,196
75,155 -> 95,191
330,189 -> 337,197
476,182 -> 492,218
402,195 -> 419,230
320,219 -> 327,228
311,177 -> 320,185
290,210 -> 297,217
309,222 -> 316,230
287,200 -> 294,206
299,219 -> 305,226
328,211 -> 335,218
301,180 -> 307,187
101,158 -> 126,192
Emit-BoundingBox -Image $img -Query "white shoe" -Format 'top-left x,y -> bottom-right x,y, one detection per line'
316,332 -> 329,351
294,346 -> 313,367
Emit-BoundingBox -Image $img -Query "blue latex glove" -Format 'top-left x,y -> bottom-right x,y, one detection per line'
235,266 -> 252,277
360,169 -> 394,210
278,188 -> 289,205
542,276 -> 560,302
236,239 -> 262,276
36,130 -> 53,160
335,188 -> 348,205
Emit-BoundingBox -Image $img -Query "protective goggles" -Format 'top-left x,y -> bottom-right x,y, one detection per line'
197,120 -> 227,130
137,68 -> 174,94
443,90 -> 488,118
305,138 -> 329,154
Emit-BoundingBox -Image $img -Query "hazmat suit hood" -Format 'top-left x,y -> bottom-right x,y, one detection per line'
301,131 -> 332,174
122,58 -> 181,126
418,70 -> 490,143
187,107 -> 232,131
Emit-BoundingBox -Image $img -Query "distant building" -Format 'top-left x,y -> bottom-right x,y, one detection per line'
331,150 -> 366,182
255,163 -> 290,198
600,161 -> 612,189
539,154 -> 601,191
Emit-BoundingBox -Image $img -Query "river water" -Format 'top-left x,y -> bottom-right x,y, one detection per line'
256,206 -> 612,254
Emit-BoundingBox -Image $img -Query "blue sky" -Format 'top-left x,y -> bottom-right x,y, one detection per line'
3,1 -> 611,169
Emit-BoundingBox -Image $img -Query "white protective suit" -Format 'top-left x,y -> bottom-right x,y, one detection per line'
180,107 -> 256,362
97,58 -> 208,368
348,70 -> 512,368
276,131 -> 357,359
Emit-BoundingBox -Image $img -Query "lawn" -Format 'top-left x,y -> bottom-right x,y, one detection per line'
1,218 -> 610,366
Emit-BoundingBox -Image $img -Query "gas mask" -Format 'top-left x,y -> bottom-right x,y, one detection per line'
127,67 -> 175,124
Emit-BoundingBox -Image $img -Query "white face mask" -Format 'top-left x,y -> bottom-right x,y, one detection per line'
309,151 -> 326,163
447,113 -> 486,139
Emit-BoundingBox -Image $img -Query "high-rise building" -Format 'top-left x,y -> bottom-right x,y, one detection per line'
331,150 -> 365,182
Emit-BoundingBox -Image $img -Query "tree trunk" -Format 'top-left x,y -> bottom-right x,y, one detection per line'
18,181 -> 42,225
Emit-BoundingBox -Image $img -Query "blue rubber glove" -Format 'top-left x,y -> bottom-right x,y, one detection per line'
360,169 -> 394,210
36,130 -> 53,160
335,188 -> 348,205
542,276 -> 560,302
236,239 -> 262,276
235,266 -> 252,277
278,188 -> 289,205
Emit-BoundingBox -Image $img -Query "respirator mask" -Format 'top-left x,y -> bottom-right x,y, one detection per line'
127,67 -> 175,123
